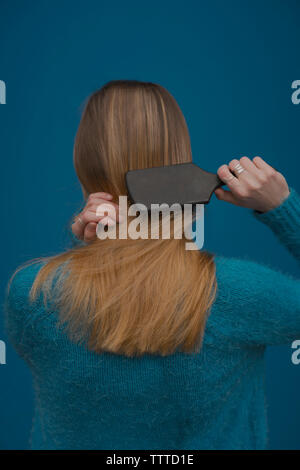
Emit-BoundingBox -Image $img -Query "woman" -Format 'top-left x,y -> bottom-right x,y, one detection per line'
5,80 -> 300,450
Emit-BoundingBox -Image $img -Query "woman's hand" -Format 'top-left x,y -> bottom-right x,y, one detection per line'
215,156 -> 290,213
72,192 -> 121,243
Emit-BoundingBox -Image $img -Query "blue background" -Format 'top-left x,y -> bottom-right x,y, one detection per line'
0,0 -> 299,450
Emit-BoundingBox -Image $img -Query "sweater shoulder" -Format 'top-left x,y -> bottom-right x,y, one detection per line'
213,253 -> 297,307
209,253 -> 300,346
6,261 -> 45,306
4,261 -> 48,354
5,260 -> 47,332
214,253 -> 295,282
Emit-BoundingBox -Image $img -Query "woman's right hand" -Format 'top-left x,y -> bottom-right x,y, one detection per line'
215,156 -> 291,213
72,192 -> 121,243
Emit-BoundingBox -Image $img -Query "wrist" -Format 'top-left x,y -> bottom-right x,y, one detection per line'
255,189 -> 291,214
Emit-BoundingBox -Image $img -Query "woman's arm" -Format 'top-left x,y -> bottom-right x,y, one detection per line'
212,251 -> 300,347
252,186 -> 300,266
212,157 -> 300,346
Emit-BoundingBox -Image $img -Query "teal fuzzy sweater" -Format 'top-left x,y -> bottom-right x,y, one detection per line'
4,188 -> 300,450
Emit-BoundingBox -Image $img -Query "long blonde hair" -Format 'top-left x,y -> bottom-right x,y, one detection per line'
30,80 -> 218,357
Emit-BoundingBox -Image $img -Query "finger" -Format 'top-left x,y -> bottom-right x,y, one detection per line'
72,216 -> 86,240
72,208 -> 104,240
228,158 -> 258,187
214,187 -> 239,205
87,192 -> 113,200
83,222 -> 98,243
85,194 -> 114,211
95,203 -> 123,222
217,164 -> 242,191
238,156 -> 261,178
86,200 -> 122,222
252,156 -> 276,174
73,203 -> 122,241
82,203 -> 120,224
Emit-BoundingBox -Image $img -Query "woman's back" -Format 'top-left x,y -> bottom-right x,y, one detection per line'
5,188 -> 300,450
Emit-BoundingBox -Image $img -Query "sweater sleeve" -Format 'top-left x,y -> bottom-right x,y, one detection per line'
212,187 -> 300,347
252,186 -> 300,266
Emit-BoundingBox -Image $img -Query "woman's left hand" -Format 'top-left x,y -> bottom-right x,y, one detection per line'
72,192 -> 121,243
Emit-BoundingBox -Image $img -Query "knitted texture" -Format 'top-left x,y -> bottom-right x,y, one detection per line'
4,188 -> 300,450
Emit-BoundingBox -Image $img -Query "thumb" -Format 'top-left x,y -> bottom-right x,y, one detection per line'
83,222 -> 98,243
214,187 -> 237,205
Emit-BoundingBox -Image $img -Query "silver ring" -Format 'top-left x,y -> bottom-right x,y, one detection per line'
226,174 -> 235,182
76,216 -> 84,226
234,163 -> 245,175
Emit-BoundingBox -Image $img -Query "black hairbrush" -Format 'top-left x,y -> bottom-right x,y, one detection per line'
125,163 -> 225,209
